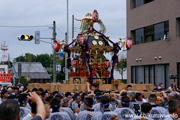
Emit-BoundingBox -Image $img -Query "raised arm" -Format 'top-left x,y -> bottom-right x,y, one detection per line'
86,82 -> 91,92
28,92 -> 46,120
161,91 -> 167,100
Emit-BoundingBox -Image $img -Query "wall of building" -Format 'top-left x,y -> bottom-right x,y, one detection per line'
127,0 -> 180,85
0,65 -> 8,73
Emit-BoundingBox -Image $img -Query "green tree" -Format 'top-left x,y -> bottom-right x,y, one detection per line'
24,53 -> 36,62
15,53 -> 53,68
36,54 -> 52,68
2,61 -> 12,68
56,52 -> 65,82
56,71 -> 65,83
115,58 -> 127,80
15,55 -> 26,62
20,76 -> 27,85
15,53 -> 36,62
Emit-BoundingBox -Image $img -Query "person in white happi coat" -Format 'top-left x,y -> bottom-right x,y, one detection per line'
49,97 -> 71,120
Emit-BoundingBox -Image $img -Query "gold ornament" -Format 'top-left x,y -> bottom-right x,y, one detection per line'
98,41 -> 103,46
89,62 -> 93,65
92,40 -> 97,45
94,35 -> 99,40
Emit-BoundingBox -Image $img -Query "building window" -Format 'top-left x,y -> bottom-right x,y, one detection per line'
135,66 -> 144,84
144,0 -> 154,4
135,0 -> 144,8
155,65 -> 165,86
131,64 -> 169,88
145,25 -> 154,42
131,0 -> 154,9
165,21 -> 169,39
131,30 -> 136,45
131,66 -> 136,83
177,17 -> 180,36
149,66 -> 155,84
135,28 -> 144,44
154,22 -> 164,41
145,66 -> 149,84
132,21 -> 169,44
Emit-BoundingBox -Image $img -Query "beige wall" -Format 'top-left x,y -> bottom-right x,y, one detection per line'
28,83 -> 154,93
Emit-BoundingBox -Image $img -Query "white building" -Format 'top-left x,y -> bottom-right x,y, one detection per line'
0,64 -> 8,73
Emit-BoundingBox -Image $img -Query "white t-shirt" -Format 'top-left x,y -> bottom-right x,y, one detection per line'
168,87 -> 172,91
22,113 -> 33,120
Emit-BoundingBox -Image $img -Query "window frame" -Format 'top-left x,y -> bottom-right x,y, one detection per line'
135,28 -> 144,44
132,21 -> 169,45
131,64 -> 169,88
131,0 -> 154,9
176,17 -> 180,36
154,22 -> 165,41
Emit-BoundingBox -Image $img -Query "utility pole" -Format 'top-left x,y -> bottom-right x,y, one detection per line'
8,54 -> 10,69
65,0 -> 69,81
65,33 -> 68,80
53,21 -> 56,83
72,15 -> 74,40
13,59 -> 16,86
67,0 -> 69,41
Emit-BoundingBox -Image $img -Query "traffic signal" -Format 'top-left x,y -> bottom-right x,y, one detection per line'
18,35 -> 34,41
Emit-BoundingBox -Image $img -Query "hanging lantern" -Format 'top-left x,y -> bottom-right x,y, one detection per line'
53,42 -> 60,52
79,35 -> 84,45
126,38 -> 132,50
104,61 -> 110,68
72,60 -> 78,66
77,35 -> 84,45
92,10 -> 99,21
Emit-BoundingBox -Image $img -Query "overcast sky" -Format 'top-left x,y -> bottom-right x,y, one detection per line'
0,0 -> 126,61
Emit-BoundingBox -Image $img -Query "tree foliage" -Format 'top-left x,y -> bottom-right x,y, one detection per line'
1,61 -> 12,68
36,54 -> 52,68
115,58 -> 127,80
56,52 -> 65,82
15,53 -> 52,68
20,76 -> 27,85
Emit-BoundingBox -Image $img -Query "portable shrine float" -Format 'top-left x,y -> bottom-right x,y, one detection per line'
63,10 -> 132,84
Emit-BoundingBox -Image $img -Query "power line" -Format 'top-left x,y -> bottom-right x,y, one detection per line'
56,27 -> 65,36
0,25 -> 51,28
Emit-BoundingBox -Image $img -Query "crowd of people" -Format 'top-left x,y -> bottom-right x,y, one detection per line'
0,82 -> 180,120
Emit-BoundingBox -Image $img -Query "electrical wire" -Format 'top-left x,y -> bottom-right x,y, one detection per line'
0,25 -> 51,28
56,27 -> 65,36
